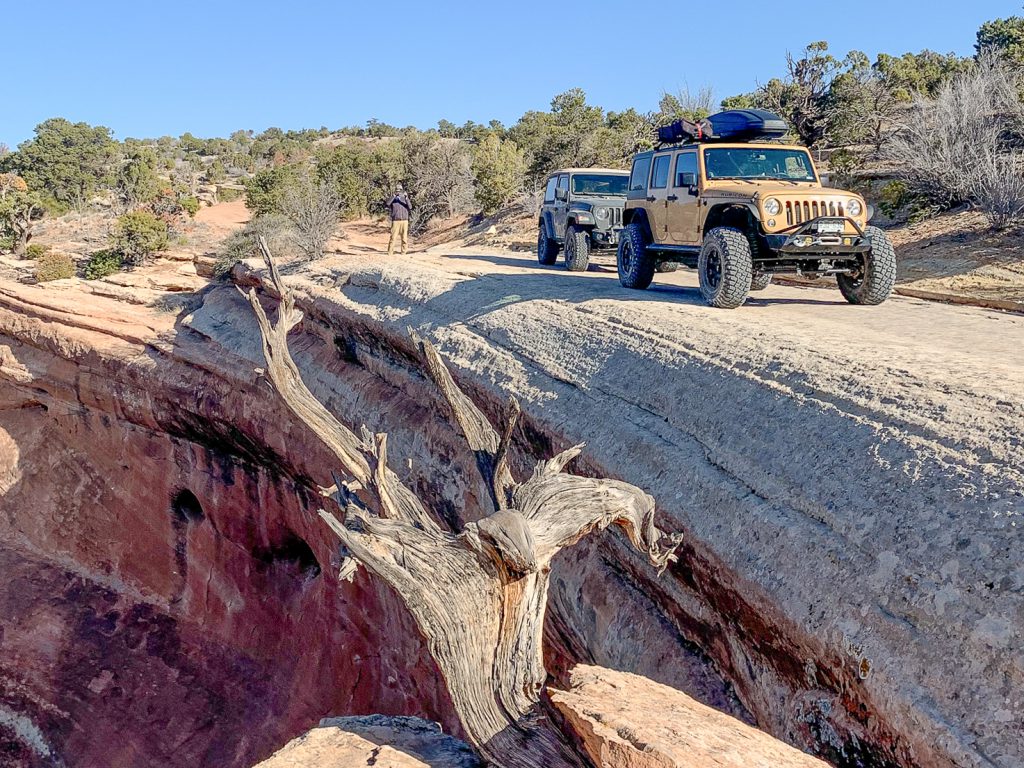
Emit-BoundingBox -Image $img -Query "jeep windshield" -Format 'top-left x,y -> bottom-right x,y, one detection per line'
571,174 -> 629,196
703,148 -> 817,182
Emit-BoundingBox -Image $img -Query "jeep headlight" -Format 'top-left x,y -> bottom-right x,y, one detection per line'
764,198 -> 781,216
594,206 -> 610,221
847,198 -> 863,217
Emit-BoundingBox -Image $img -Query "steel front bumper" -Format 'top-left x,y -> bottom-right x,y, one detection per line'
766,217 -> 871,257
591,228 -> 621,248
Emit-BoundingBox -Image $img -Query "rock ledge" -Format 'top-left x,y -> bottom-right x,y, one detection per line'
551,666 -> 830,768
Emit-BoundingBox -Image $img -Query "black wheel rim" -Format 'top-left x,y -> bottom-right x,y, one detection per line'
846,255 -> 867,287
621,241 -> 633,273
704,248 -> 722,288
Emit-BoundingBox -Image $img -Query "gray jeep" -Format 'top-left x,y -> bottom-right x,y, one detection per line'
537,168 -> 629,271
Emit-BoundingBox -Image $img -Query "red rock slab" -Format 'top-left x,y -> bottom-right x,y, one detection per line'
253,715 -> 482,768
551,666 -> 831,768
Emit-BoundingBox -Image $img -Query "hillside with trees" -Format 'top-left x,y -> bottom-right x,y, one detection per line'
1,10 -> 1022,278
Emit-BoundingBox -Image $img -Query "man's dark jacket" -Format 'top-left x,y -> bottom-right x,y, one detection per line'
388,194 -> 411,221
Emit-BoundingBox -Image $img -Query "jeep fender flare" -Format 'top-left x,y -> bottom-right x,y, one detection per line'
622,208 -> 653,243
703,203 -> 760,237
538,212 -> 556,241
567,210 -> 596,229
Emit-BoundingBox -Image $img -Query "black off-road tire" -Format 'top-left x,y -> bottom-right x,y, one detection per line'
698,227 -> 753,309
564,225 -> 591,272
537,224 -> 559,266
746,231 -> 770,290
837,226 -> 896,305
655,261 -> 679,273
617,223 -> 655,290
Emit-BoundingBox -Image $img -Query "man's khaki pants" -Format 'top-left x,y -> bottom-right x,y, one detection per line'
388,219 -> 409,255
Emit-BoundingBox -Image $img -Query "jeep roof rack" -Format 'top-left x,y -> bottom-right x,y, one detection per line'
656,109 -> 789,147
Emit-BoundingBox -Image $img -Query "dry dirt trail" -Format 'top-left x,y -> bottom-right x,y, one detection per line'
0,215 -> 1021,768
193,198 -> 251,238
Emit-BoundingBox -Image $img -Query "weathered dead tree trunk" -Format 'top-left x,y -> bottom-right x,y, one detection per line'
245,238 -> 682,768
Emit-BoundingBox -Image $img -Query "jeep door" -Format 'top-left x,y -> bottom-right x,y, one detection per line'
668,149 -> 701,244
646,152 -> 673,244
552,173 -> 570,239
541,175 -> 558,237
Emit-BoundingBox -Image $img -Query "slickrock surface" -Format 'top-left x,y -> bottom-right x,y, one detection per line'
552,666 -> 830,768
253,716 -> 482,768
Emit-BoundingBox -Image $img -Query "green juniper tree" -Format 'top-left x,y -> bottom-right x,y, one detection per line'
13,119 -> 118,212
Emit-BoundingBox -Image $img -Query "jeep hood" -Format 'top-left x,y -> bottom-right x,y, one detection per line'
703,182 -> 859,200
570,196 -> 626,208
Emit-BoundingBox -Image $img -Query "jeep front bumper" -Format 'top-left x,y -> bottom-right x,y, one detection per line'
591,228 -> 621,247
766,217 -> 871,257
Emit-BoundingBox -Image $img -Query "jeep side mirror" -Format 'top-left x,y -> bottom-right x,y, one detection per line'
555,189 -> 568,202
677,172 -> 698,191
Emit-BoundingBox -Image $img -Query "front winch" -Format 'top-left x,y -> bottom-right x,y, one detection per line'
773,217 -> 871,255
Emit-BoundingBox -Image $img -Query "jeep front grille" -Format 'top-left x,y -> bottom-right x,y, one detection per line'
784,199 -> 845,226
611,207 -> 622,227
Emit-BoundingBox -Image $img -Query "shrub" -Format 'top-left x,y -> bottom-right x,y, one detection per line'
219,187 -> 243,203
401,134 -> 475,231
213,230 -> 252,279
878,180 -> 910,217
24,242 -> 50,260
0,184 -> 47,257
827,148 -> 861,177
243,165 -> 299,216
213,213 -> 293,279
278,172 -> 343,259
886,54 -> 1024,227
116,148 -> 162,209
0,234 -> 13,252
180,196 -> 201,218
111,210 -> 169,266
825,148 -> 870,195
35,251 -> 75,281
83,249 -> 124,280
147,189 -> 194,237
472,134 -> 526,216
969,152 -> 1024,229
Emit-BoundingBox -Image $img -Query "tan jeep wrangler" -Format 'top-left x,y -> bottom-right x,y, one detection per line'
619,110 -> 896,308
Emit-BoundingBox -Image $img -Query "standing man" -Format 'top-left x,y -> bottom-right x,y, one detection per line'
386,184 -> 412,256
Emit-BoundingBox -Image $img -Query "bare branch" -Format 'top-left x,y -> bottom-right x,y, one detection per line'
248,238 -> 437,531
491,396 -> 520,508
537,442 -> 585,477
411,329 -> 515,511
246,238 -> 371,484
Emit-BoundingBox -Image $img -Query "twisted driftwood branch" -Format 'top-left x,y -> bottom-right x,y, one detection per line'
246,238 -> 682,768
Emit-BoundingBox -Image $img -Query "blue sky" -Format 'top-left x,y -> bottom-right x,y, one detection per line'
1,0 -> 1015,147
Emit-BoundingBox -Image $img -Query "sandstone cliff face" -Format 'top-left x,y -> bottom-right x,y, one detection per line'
0,278 -> 738,767
1,249 -> 1021,768
0,283 -> 465,766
